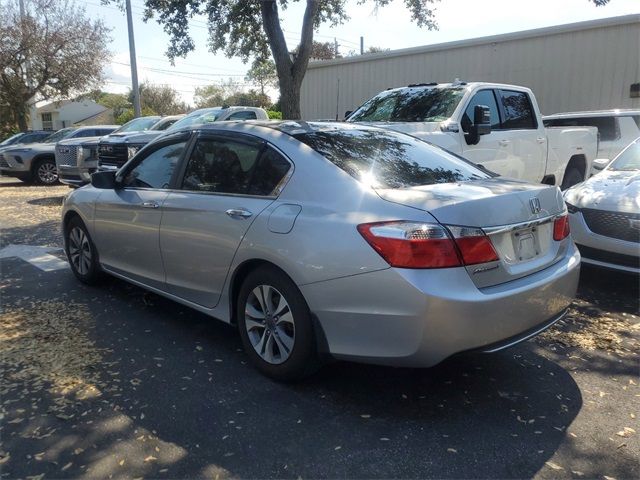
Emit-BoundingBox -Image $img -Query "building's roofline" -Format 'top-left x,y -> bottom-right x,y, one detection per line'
544,109 -> 640,118
308,14 -> 640,69
73,108 -> 112,125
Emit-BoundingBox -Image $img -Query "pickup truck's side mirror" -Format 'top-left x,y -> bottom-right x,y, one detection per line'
91,170 -> 118,189
344,110 -> 353,120
474,105 -> 492,136
465,105 -> 492,145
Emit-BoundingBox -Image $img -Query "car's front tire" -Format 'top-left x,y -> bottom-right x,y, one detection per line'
33,157 -> 59,185
65,217 -> 102,285
237,266 -> 320,381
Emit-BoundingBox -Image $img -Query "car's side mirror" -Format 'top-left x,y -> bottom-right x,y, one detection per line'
465,105 -> 492,145
592,158 -> 610,171
91,170 -> 118,189
344,110 -> 353,120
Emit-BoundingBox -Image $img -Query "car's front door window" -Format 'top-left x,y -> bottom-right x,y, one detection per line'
122,141 -> 187,189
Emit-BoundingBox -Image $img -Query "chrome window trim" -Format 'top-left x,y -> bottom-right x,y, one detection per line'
482,212 -> 566,236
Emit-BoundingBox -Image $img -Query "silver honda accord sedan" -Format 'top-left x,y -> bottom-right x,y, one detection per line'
61,121 -> 580,380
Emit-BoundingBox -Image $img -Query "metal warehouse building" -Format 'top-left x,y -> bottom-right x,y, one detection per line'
300,14 -> 640,120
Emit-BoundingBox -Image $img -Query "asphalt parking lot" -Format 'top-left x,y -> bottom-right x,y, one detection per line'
0,177 -> 638,479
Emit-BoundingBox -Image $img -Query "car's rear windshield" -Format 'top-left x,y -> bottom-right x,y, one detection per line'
347,87 -> 465,123
43,128 -> 76,143
609,138 -> 640,171
115,116 -> 161,133
294,128 -> 489,189
1,133 -> 25,146
168,109 -> 222,131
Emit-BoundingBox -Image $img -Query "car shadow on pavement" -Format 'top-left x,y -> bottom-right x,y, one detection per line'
1,244 -> 638,479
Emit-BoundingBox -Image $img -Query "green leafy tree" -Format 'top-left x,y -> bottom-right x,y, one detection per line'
245,59 -> 279,96
134,0 -> 610,120
193,85 -> 226,108
0,0 -> 111,130
226,89 -> 272,108
131,82 -> 189,115
137,0 -> 439,120
116,106 -> 157,125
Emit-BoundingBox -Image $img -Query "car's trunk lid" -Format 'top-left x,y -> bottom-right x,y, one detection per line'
375,178 -> 568,287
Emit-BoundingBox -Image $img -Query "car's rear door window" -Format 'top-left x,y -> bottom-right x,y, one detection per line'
294,128 -> 489,189
498,90 -> 537,129
181,137 -> 290,196
228,111 -> 258,120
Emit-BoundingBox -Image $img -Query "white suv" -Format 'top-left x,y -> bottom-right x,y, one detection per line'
543,110 -> 640,171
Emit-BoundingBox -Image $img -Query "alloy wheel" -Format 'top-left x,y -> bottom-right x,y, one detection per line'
68,227 -> 92,275
244,284 -> 295,364
38,162 -> 58,184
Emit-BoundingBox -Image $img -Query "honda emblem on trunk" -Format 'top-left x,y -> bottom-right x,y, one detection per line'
529,198 -> 541,214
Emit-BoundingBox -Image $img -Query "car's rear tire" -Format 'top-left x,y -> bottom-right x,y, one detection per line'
33,158 -> 59,185
237,266 -> 320,381
561,166 -> 583,190
65,217 -> 102,285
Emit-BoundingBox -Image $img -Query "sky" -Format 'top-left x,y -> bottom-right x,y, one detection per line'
83,0 -> 640,105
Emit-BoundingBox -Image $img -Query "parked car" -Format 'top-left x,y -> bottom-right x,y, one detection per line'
56,117 -> 185,187
544,110 -> 640,172
0,126 -> 119,185
564,137 -> 640,274
346,82 -> 598,189
62,121 -> 579,380
97,107 -> 268,171
0,130 -> 52,149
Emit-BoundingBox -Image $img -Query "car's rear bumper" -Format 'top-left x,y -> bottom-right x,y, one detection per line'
301,243 -> 580,367
569,211 -> 639,274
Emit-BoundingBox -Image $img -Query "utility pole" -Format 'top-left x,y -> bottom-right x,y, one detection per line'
125,0 -> 141,117
360,36 -> 364,55
334,37 -> 339,58
19,0 -> 37,130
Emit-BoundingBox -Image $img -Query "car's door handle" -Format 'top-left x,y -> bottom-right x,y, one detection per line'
498,140 -> 510,147
226,208 -> 253,219
536,137 -> 546,143
141,201 -> 159,209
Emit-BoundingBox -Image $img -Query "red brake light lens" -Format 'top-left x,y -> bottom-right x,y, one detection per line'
357,221 -> 500,269
447,226 -> 499,265
357,222 -> 462,268
553,215 -> 570,241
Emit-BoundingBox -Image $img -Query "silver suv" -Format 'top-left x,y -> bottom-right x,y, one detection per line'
1,126 -> 117,185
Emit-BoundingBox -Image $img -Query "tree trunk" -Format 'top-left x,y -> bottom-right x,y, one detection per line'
15,106 -> 29,131
261,0 -> 318,120
278,75 -> 302,120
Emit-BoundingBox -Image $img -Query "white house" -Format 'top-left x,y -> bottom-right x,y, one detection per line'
31,100 -> 114,130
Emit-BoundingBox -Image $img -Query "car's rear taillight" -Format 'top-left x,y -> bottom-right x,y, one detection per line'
357,221 -> 499,269
357,222 -> 461,268
447,226 -> 499,265
553,215 -> 570,241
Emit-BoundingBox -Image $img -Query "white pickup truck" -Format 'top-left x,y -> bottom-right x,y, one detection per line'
346,82 -> 598,189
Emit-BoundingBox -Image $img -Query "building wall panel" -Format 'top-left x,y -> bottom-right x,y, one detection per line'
300,15 -> 640,119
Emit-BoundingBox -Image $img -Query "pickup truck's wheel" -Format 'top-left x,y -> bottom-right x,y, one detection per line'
65,217 -> 101,285
561,166 -> 583,190
33,158 -> 59,185
237,266 -> 320,381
